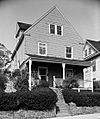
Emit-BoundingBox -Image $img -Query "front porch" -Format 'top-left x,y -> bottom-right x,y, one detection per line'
21,55 -> 91,90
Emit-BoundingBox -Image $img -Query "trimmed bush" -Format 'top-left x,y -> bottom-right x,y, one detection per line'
62,89 -> 100,107
19,87 -> 57,110
0,87 -> 57,111
38,80 -> 49,87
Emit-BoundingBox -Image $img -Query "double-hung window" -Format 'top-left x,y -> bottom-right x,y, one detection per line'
50,24 -> 55,34
49,24 -> 63,36
66,47 -> 73,58
38,42 -> 47,56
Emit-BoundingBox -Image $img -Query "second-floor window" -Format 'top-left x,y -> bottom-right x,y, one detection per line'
89,47 -> 91,55
49,24 -> 63,36
66,47 -> 73,58
38,42 -> 47,56
92,61 -> 96,72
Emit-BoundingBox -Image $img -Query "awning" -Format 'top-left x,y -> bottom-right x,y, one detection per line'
26,54 -> 91,67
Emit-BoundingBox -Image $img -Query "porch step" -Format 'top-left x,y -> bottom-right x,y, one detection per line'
51,88 -> 70,117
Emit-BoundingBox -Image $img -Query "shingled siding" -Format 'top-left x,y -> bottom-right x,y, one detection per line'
25,7 -> 84,60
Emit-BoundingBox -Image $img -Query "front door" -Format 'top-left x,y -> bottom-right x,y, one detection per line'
38,67 -> 48,81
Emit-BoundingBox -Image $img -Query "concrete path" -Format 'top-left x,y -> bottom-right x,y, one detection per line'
47,113 -> 100,119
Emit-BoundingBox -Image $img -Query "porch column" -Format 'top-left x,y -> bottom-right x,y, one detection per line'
90,66 -> 93,92
62,63 -> 65,80
29,59 -> 32,91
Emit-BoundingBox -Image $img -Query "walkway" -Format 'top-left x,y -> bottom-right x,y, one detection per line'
47,113 -> 100,119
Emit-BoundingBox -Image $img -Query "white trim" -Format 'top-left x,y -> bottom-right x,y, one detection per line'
55,25 -> 57,35
65,46 -> 73,59
61,25 -> 63,36
38,42 -> 47,56
38,66 -> 48,81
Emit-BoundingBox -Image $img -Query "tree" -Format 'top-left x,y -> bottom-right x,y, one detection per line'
13,68 -> 29,91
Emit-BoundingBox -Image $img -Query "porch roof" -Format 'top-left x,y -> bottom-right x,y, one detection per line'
27,54 -> 91,67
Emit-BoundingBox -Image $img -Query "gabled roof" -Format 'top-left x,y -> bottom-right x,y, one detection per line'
87,39 -> 100,52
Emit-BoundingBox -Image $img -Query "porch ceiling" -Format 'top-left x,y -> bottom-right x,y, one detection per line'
27,54 -> 91,67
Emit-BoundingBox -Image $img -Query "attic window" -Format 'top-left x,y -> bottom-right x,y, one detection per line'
49,24 -> 63,36
50,24 -> 55,34
57,25 -> 62,35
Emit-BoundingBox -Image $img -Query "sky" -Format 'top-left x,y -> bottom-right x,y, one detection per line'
0,0 -> 100,52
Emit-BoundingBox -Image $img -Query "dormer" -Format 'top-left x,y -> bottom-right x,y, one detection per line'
83,39 -> 100,60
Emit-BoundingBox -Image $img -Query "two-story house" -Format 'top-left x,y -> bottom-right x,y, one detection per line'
11,6 -> 90,89
83,39 -> 100,90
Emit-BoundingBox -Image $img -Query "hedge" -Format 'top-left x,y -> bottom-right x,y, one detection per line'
0,87 -> 57,111
62,89 -> 100,107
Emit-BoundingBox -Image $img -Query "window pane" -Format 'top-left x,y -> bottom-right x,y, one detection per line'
57,26 -> 62,35
50,24 -> 55,34
39,43 -> 47,55
85,50 -> 87,56
89,48 -> 91,54
66,47 -> 72,58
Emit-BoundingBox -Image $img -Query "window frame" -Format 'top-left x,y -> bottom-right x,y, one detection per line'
65,46 -> 73,59
38,42 -> 47,56
85,49 -> 87,57
89,47 -> 91,55
49,24 -> 63,36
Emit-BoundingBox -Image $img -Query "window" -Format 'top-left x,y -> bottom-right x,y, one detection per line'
66,69 -> 73,78
49,24 -> 63,36
89,47 -> 91,55
66,47 -> 73,58
57,25 -> 62,35
38,42 -> 47,56
50,24 -> 55,34
85,49 -> 87,57
92,62 -> 96,72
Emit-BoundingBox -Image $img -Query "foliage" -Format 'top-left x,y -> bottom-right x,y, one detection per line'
62,89 -> 100,107
0,87 -> 57,111
62,78 -> 79,89
38,80 -> 49,88
0,73 -> 7,92
13,68 -> 29,91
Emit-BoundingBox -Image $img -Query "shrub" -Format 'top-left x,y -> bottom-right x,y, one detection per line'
0,92 -> 18,111
19,87 -> 57,110
38,80 -> 49,87
0,74 -> 7,92
62,89 -> 100,107
0,87 -> 57,111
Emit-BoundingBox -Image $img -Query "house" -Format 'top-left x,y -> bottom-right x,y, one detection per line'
83,39 -> 100,90
11,6 -> 90,90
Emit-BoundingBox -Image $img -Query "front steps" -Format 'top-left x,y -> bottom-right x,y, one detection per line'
52,88 -> 70,117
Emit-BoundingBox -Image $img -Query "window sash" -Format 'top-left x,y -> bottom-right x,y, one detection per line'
66,47 -> 72,58
50,24 -> 55,34
38,43 -> 47,55
57,26 -> 62,35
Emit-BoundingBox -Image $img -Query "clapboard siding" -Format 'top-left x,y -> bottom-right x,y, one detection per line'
25,7 -> 84,60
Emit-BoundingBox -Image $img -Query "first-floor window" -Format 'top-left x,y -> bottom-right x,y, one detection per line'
66,69 -> 73,78
38,42 -> 47,56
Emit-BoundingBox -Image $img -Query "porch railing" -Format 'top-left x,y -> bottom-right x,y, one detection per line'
53,76 -> 93,92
